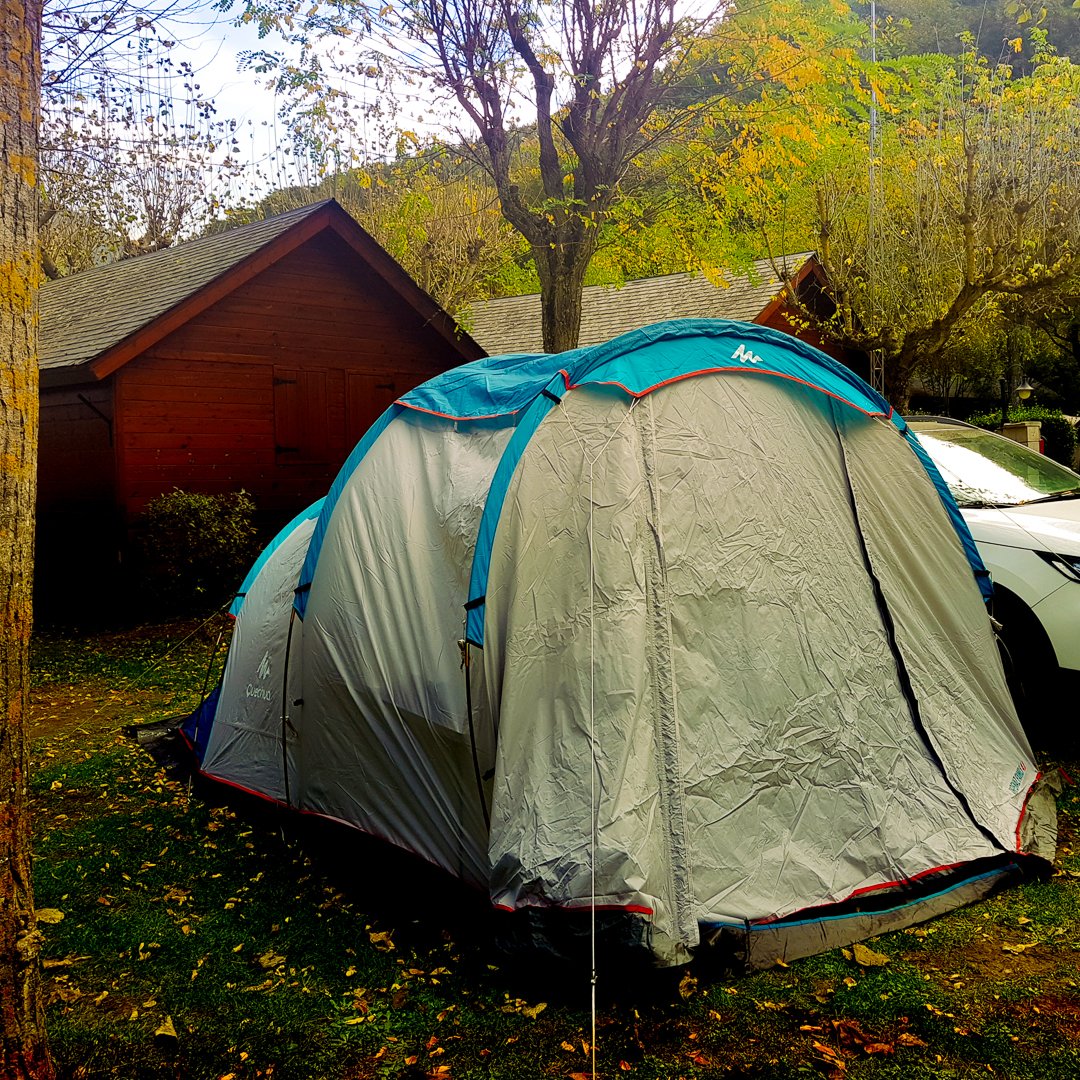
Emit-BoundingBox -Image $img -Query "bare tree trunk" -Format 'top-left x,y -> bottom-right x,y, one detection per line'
532,222 -> 598,353
0,0 -> 52,1076
883,350 -> 914,415
535,246 -> 590,353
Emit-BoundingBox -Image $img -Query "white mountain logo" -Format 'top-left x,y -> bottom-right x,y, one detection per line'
731,343 -> 764,365
257,651 -> 272,680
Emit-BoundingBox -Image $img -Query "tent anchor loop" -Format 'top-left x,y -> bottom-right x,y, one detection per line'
460,635 -> 491,831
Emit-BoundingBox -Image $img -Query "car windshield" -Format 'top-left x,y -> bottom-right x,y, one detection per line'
909,421 -> 1080,508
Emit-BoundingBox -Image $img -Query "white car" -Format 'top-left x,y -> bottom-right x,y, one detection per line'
907,416 -> 1080,733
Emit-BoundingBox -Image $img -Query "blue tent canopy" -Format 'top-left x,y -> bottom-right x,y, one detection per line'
296,319 -> 989,625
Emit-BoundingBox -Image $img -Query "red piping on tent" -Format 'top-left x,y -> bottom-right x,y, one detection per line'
1014,771 -> 1043,852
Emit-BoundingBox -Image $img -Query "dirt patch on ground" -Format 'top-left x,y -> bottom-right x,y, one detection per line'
904,932 -> 1063,986
1027,993 -> 1080,1037
28,678 -> 171,740
952,934 -> 1062,980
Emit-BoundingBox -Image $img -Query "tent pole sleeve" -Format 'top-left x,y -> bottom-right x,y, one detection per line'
280,608 -> 297,809
636,397 -> 699,957
464,377 -> 564,646
462,641 -> 490,831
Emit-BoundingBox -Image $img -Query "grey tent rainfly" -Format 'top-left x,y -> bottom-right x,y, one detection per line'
183,320 -> 1057,969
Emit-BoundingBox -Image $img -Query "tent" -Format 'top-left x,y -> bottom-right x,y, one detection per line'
185,319 -> 1056,968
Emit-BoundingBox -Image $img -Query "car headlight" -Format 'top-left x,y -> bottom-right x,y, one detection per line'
1036,550 -> 1080,583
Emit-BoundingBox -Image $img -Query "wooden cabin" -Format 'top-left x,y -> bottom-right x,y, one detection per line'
37,199 -> 484,611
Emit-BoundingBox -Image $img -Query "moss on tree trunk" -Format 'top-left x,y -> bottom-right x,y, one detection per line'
0,0 -> 52,1076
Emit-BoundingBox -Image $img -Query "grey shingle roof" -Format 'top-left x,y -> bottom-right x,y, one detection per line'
466,253 -> 813,356
39,202 -> 333,371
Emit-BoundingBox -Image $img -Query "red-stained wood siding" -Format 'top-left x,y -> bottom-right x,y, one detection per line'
37,383 -> 116,509
36,383 -> 123,613
110,230 -> 466,523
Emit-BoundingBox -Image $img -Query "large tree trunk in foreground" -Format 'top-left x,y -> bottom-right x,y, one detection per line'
0,0 -> 52,1077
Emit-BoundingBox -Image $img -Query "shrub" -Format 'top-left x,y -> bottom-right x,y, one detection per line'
965,405 -> 1078,467
137,489 -> 260,611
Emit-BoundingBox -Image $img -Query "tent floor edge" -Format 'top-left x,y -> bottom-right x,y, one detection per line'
703,854 -> 1039,972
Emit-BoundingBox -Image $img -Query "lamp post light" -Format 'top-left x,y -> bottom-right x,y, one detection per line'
1001,377 -> 1033,429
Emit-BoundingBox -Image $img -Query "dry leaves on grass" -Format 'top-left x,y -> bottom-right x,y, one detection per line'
842,942 -> 890,968
807,1017 -> 929,1075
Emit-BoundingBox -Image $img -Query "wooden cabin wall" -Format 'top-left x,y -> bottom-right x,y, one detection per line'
112,230 -> 465,528
36,383 -> 122,615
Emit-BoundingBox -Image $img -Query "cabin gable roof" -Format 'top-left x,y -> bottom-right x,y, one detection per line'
466,253 -> 817,356
40,199 -> 483,385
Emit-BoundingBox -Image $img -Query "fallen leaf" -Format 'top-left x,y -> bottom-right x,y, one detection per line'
678,972 -> 698,999
864,1043 -> 894,1055
852,942 -> 890,967
257,951 -> 286,969
1002,942 -> 1037,954
812,1041 -> 847,1068
36,909 -> 65,925
924,1004 -> 956,1019
896,1033 -> 928,1048
43,955 -> 89,969
153,1015 -> 178,1047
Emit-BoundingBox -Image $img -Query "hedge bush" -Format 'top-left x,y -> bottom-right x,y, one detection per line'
137,489 -> 259,611
966,405 -> 1078,467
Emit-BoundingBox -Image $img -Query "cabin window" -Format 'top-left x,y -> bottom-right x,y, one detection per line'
273,368 -> 329,464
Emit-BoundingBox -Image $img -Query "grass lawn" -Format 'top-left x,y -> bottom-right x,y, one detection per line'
28,618 -> 1080,1080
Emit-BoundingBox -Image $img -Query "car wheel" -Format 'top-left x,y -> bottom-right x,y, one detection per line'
992,587 -> 1059,748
